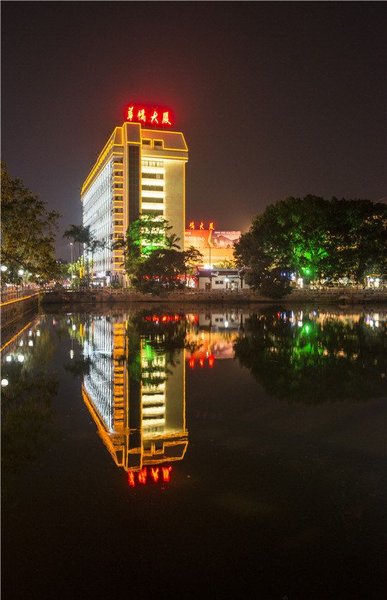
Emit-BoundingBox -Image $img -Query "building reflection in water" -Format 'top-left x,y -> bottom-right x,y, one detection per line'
81,314 -> 188,485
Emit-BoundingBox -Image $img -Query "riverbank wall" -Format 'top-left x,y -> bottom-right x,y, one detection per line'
0,293 -> 41,345
39,287 -> 387,307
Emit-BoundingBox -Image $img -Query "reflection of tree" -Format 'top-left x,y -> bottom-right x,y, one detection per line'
127,309 -> 187,383
1,325 -> 58,488
234,309 -> 387,402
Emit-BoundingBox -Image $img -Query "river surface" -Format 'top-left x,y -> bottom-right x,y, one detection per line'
2,304 -> 387,600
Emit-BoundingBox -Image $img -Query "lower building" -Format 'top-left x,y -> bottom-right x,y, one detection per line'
196,268 -> 250,291
184,227 -> 241,268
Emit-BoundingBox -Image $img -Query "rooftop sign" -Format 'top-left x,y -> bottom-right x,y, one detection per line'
125,103 -> 174,128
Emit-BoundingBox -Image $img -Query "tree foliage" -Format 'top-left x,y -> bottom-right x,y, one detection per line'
1,162 -> 60,282
116,215 -> 203,293
234,308 -> 387,403
234,196 -> 387,293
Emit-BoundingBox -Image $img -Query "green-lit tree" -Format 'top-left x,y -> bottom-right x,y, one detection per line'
235,196 -> 387,294
234,308 -> 387,403
117,215 -> 201,292
1,162 -> 61,283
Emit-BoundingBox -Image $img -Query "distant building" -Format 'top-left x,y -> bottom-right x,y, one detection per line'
184,226 -> 241,268
196,268 -> 250,291
81,104 -> 188,284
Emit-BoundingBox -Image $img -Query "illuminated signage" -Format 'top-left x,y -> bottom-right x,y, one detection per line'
125,104 -> 174,128
128,465 -> 172,487
188,222 -> 214,230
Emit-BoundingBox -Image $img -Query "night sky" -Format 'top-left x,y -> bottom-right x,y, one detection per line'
2,1 -> 386,260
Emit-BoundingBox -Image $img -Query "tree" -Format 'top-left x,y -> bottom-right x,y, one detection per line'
134,248 -> 186,294
63,224 -> 91,260
235,196 -> 387,294
1,162 -> 60,282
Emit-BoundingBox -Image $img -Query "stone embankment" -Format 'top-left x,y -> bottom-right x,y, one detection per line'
39,286 -> 387,306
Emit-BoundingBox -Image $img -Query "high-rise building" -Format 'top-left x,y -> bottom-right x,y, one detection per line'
81,104 -> 188,284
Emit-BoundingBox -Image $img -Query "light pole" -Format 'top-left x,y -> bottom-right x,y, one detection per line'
70,242 -> 74,263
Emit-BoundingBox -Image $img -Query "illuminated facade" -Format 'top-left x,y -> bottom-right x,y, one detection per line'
184,226 -> 241,268
81,105 -> 188,283
81,315 -> 188,475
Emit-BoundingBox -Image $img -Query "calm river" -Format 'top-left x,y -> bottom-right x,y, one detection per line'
2,304 -> 387,600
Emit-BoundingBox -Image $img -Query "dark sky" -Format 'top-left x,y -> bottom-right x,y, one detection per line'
2,1 -> 386,260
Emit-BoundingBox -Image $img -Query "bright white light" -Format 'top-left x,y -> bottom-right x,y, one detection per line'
1,265 -> 8,272
18,269 -> 24,276
70,349 -> 74,359
17,354 -> 24,363
1,379 -> 9,387
28,340 -> 33,347
6,355 -> 12,363
224,321 -> 229,328
72,324 -> 76,331
297,321 -> 303,327
36,330 -> 41,336
19,341 -> 24,346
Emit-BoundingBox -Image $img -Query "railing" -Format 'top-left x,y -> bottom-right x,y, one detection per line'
0,287 -> 42,305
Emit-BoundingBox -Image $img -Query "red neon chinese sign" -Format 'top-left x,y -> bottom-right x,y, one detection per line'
128,465 -> 172,487
125,104 -> 174,128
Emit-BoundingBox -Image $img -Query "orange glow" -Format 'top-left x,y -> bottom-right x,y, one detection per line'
209,222 -> 214,230
189,221 -> 195,229
208,354 -> 215,368
138,467 -> 147,484
189,357 -> 195,368
151,467 -> 160,482
162,466 -> 172,482
199,358 -> 204,367
127,466 -> 173,487
199,222 -> 204,230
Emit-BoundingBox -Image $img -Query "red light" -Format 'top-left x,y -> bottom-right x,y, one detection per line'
162,466 -> 172,482
189,358 -> 195,368
151,467 -> 160,482
208,354 -> 215,368
199,358 -> 204,367
128,471 -> 136,487
138,467 -> 147,484
125,104 -> 174,128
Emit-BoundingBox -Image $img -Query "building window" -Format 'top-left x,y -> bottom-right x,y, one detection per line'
142,185 -> 164,191
141,172 -> 163,180
154,140 -> 163,148
215,280 -> 224,285
141,209 -> 163,217
142,139 -> 151,146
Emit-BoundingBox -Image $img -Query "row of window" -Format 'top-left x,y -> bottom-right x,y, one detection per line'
142,139 -> 163,148
143,160 -> 163,168
142,184 -> 164,191
141,172 -> 163,180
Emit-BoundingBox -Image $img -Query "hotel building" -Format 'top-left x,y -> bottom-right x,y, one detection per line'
81,107 -> 188,284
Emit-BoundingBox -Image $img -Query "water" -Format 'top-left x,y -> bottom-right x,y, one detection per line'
2,304 -> 387,600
